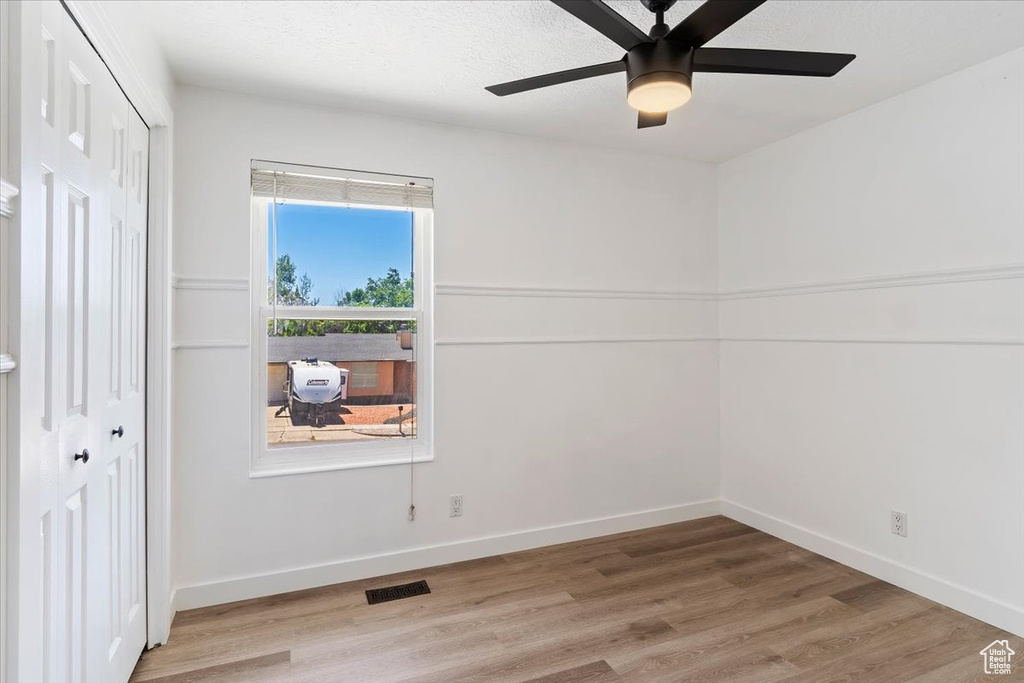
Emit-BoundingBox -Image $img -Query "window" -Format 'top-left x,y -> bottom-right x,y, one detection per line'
250,161 -> 432,476
349,362 -> 379,390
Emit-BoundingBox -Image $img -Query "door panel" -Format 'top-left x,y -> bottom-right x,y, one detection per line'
65,187 -> 88,418
118,105 -> 149,674
38,10 -> 63,680
106,457 -> 122,661
41,510 -> 56,683
35,2 -> 149,680
128,444 -> 143,620
67,64 -> 91,155
42,168 -> 57,431
62,490 -> 86,683
108,216 -> 123,402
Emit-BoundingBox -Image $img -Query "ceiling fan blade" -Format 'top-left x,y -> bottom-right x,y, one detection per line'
694,48 -> 855,76
666,0 -> 766,47
485,59 -> 625,96
637,111 -> 667,129
551,0 -> 651,51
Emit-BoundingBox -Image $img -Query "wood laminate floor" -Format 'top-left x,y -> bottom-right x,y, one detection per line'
130,516 -> 1021,682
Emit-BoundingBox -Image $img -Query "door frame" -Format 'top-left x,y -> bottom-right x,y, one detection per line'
1,3 -> 176,677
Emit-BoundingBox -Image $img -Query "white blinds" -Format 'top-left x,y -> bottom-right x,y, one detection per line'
251,164 -> 433,209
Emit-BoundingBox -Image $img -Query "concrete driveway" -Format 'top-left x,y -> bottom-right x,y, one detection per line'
266,405 -> 416,445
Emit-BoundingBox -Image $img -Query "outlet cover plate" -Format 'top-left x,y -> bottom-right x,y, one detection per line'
449,494 -> 463,518
891,510 -> 908,537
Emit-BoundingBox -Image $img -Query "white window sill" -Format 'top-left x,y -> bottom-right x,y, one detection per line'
250,450 -> 434,478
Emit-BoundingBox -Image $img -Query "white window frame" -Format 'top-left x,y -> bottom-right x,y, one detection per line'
249,168 -> 433,477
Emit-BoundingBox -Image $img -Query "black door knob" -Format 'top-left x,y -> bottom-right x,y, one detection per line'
74,449 -> 90,464
112,425 -> 124,438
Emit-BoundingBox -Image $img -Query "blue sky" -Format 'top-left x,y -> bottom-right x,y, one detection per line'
268,203 -> 413,305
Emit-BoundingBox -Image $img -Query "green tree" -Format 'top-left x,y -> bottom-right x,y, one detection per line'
268,264 -> 416,336
269,254 -> 319,307
337,268 -> 413,308
268,254 -> 319,336
331,268 -> 415,334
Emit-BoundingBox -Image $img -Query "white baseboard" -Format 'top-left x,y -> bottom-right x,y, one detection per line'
168,588 -> 178,630
146,588 -> 176,650
720,500 -> 1024,637
173,500 -> 721,611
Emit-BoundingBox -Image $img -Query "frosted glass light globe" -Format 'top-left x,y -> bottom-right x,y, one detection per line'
627,75 -> 692,113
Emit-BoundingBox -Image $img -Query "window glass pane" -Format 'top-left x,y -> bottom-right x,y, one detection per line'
266,319 -> 417,447
266,202 -> 414,308
349,362 -> 379,389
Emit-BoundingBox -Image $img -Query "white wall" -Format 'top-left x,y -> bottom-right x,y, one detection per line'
718,48 -> 1024,635
171,86 -> 720,607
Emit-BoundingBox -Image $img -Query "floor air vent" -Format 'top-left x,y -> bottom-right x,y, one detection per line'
365,580 -> 431,605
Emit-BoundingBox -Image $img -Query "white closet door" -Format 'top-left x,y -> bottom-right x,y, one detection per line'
104,86 -> 150,683
37,2 -> 149,681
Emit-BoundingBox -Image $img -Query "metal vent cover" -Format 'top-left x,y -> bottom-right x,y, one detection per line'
365,580 -> 431,605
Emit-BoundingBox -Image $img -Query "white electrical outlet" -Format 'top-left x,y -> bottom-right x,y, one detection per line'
891,510 -> 907,537
449,494 -> 463,518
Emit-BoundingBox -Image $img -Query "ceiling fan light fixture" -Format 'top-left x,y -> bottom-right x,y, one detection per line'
485,0 -> 856,130
626,71 -> 692,112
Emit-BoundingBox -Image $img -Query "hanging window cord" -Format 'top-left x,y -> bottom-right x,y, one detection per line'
271,174 -> 278,335
409,450 -> 416,522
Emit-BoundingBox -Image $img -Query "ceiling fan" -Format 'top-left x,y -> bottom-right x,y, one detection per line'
486,0 -> 855,129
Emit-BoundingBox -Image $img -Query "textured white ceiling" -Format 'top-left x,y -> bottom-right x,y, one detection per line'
140,0 -> 1024,162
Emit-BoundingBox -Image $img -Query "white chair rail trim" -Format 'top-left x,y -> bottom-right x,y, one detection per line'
174,263 -> 1023,301
0,353 -> 16,374
0,179 -> 18,218
719,262 -> 1024,300
435,283 -> 717,301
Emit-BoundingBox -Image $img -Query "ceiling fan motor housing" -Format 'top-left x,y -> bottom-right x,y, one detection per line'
625,39 -> 693,101
640,0 -> 679,13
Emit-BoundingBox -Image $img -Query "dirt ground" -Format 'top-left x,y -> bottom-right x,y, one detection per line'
266,404 -> 416,444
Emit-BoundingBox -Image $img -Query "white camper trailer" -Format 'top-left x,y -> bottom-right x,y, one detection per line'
278,358 -> 350,427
